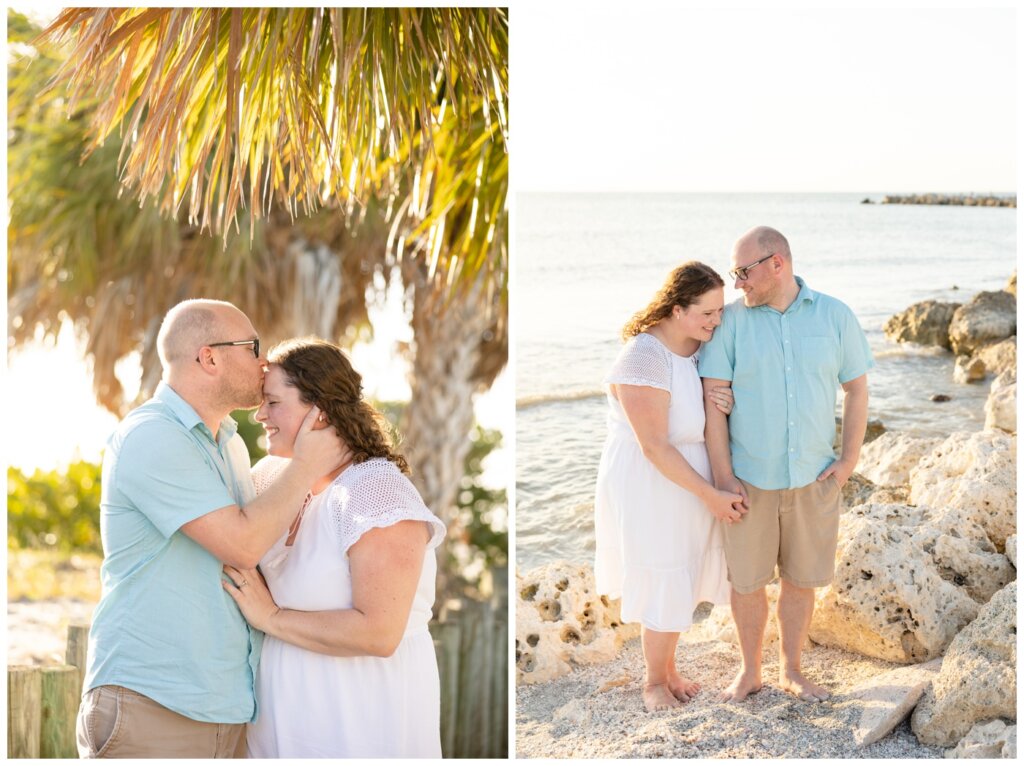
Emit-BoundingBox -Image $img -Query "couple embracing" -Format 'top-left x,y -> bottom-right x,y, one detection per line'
75,300 -> 444,758
594,226 -> 873,712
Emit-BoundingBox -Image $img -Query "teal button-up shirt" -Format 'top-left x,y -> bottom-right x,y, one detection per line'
85,382 -> 263,723
698,277 -> 874,490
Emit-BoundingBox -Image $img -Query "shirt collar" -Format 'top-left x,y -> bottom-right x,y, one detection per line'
792,275 -> 816,307
153,382 -> 239,442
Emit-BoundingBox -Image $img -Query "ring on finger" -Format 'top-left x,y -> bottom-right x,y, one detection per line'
239,579 -> 248,587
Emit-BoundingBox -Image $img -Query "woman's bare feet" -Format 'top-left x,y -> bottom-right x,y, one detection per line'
666,666 -> 700,702
779,668 -> 829,702
643,683 -> 682,712
718,669 -> 762,702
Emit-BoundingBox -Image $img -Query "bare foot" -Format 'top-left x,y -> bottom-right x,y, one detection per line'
779,668 -> 830,702
666,667 -> 700,702
643,683 -> 682,712
718,669 -> 762,702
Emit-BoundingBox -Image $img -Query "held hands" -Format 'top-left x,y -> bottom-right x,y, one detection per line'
705,486 -> 748,524
706,385 -> 734,415
292,406 -> 353,478
222,565 -> 280,634
817,458 -> 854,488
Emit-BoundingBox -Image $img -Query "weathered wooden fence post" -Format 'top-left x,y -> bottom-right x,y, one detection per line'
431,611 -> 463,757
7,666 -> 42,758
65,624 -> 89,702
39,666 -> 79,758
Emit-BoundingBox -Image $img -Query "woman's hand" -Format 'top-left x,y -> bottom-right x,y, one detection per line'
222,565 -> 281,634
704,487 -> 747,524
706,385 -> 734,415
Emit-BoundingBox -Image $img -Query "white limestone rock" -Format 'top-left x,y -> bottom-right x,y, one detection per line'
850,658 -> 942,746
809,504 -> 1014,663
953,354 -> 987,384
857,432 -> 942,488
909,430 -> 1017,551
516,561 -> 639,685
883,300 -> 960,349
984,372 -> 1016,434
948,290 -> 1016,356
974,336 -> 1017,378
945,720 -> 1016,759
1005,535 -> 1016,569
911,582 -> 1017,747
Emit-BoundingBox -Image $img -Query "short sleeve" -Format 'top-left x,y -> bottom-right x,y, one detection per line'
326,460 -> 447,554
114,421 -> 237,538
698,303 -> 737,381
838,305 -> 875,384
604,334 -> 672,391
251,455 -> 290,496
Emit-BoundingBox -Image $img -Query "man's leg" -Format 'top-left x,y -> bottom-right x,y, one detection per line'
641,628 -> 682,711
777,579 -> 829,701
719,586 -> 767,702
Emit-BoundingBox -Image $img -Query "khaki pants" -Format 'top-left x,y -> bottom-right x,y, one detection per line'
76,685 -> 247,758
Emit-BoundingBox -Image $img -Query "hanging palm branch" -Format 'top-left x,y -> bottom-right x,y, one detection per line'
41,7 -> 508,302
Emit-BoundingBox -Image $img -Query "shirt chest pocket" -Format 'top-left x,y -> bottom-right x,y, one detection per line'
797,336 -> 838,373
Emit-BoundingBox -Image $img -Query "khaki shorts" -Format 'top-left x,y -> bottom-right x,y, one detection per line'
76,685 -> 247,758
722,477 -> 842,594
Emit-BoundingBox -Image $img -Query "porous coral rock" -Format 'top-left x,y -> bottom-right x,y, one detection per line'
945,720 -> 1016,759
974,336 -> 1017,378
948,290 -> 1016,356
909,430 -> 1016,551
809,504 -> 1014,663
953,355 -> 987,384
857,432 -> 942,488
516,561 -> 639,685
883,300 -> 960,349
984,372 -> 1016,434
1005,535 -> 1017,569
911,582 -> 1016,747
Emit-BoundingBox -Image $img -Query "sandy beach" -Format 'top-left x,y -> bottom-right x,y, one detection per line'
515,629 -> 944,758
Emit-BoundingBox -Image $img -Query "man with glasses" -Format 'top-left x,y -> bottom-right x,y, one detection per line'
77,299 -> 349,757
699,227 -> 872,704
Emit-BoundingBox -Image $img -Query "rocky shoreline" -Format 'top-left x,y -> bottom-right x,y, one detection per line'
515,276 -> 1017,759
860,194 -> 1016,208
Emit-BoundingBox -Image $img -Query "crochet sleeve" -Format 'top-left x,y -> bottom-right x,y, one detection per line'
604,334 -> 671,392
326,461 -> 447,554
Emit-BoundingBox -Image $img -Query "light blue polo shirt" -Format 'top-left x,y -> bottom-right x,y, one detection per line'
698,277 -> 874,490
85,382 -> 263,723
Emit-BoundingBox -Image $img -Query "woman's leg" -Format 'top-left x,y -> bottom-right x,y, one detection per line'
664,638 -> 701,702
641,628 -> 682,711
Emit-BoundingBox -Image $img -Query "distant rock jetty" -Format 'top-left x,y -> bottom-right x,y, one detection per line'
861,194 -> 1016,208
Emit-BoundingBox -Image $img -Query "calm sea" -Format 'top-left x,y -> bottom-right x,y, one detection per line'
515,192 -> 1016,571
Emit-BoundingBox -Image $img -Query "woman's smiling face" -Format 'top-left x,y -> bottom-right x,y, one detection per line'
254,365 -> 313,457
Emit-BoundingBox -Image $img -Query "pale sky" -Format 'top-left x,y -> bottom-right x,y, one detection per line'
514,4 -> 1017,192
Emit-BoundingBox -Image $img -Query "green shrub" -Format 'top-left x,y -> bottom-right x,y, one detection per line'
8,461 -> 103,554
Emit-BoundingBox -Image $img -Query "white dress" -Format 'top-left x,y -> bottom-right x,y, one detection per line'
246,457 -> 446,758
594,332 -> 730,632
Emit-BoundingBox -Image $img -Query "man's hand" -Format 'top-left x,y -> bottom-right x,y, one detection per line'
817,458 -> 855,488
291,406 -> 352,478
716,473 -> 749,514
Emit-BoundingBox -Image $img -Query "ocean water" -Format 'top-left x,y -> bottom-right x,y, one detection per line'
515,192 -> 1016,571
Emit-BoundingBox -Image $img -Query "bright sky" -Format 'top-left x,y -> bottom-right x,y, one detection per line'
515,4 -> 1017,192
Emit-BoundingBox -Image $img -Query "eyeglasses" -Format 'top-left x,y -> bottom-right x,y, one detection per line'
728,253 -> 776,281
195,338 -> 260,363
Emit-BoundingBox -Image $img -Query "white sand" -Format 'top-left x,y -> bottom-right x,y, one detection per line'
7,598 -> 95,666
515,632 -> 944,759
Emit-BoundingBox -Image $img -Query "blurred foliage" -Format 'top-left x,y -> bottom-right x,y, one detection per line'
8,549 -> 103,602
6,419 -> 507,591
7,461 -> 103,554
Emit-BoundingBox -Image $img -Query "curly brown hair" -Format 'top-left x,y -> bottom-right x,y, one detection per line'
268,337 -> 411,475
621,261 -> 725,341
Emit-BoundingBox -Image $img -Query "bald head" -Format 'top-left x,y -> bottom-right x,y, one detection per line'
157,299 -> 246,370
738,226 -> 792,263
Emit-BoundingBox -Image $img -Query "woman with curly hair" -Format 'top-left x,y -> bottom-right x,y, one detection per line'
221,337 -> 445,757
594,261 -> 744,713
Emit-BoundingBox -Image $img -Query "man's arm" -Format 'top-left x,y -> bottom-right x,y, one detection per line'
817,374 -> 868,486
182,407 -> 349,568
702,377 -> 748,511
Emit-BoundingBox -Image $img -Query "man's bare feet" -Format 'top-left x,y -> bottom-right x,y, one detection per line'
643,683 -> 682,712
666,667 -> 700,702
718,669 -> 762,702
779,668 -> 830,702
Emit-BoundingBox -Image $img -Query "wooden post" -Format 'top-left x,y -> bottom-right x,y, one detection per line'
39,666 -> 79,758
491,606 -> 509,758
431,616 -> 462,758
65,624 -> 90,702
7,666 -> 42,758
